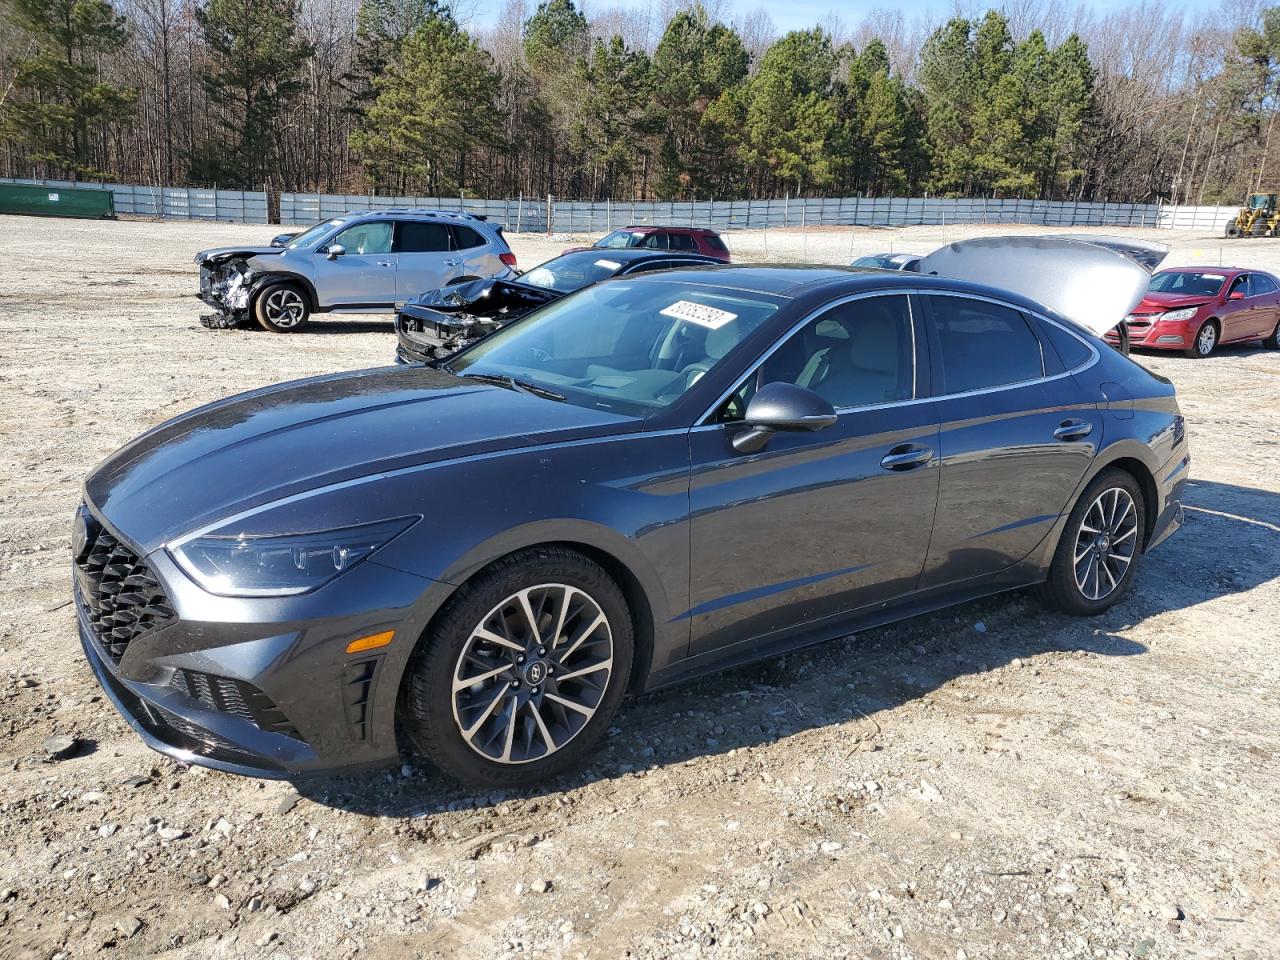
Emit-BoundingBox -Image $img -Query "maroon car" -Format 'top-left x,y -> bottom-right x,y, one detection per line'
567,226 -> 731,262
1107,267 -> 1280,357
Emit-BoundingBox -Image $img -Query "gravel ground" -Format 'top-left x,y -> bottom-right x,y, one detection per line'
0,215 -> 1277,960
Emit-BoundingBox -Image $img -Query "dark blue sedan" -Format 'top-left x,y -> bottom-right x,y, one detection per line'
75,263 -> 1188,787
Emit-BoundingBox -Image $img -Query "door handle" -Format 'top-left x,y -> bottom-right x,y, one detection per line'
443,258 -> 461,266
1053,419 -> 1093,441
376,260 -> 393,267
880,443 -> 933,471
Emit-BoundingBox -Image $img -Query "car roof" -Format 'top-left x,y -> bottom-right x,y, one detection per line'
619,225 -> 718,235
341,208 -> 490,224
1157,266 -> 1245,274
615,263 -> 1090,316
564,248 -> 719,264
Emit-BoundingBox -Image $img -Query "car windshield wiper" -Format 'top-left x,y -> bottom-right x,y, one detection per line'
458,372 -> 565,402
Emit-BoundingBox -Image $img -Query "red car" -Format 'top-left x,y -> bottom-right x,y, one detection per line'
566,226 -> 731,262
1108,267 -> 1280,357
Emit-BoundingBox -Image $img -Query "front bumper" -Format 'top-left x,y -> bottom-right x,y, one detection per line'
75,505 -> 439,778
1112,314 -> 1197,351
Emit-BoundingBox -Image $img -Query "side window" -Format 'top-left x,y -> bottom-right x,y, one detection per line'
719,295 -> 915,420
668,233 -> 697,251
1249,273 -> 1277,295
451,225 -> 485,250
331,221 -> 392,256
928,295 -> 1044,393
1229,274 -> 1249,297
1040,318 -> 1094,371
623,259 -> 674,275
397,222 -> 451,253
704,234 -> 729,254
641,233 -> 668,249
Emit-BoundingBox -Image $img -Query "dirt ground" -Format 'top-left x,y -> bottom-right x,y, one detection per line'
0,215 -> 1277,960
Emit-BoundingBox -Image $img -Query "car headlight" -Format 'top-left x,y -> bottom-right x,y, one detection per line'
1160,307 -> 1199,322
170,517 -> 417,597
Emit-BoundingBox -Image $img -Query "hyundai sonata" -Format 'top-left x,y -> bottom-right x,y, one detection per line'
75,258 -> 1188,787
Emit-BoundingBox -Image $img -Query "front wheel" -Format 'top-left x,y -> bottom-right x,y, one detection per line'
1264,318 -> 1280,349
1184,320 -> 1217,358
254,283 -> 311,332
401,547 -> 633,788
1038,469 -> 1146,616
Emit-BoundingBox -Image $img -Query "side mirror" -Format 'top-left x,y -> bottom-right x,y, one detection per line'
325,244 -> 346,260
731,382 -> 837,454
1229,290 -> 1245,300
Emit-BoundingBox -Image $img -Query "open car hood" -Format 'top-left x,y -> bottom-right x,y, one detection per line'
917,235 -> 1170,336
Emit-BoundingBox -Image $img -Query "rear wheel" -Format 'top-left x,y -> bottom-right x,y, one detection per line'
1039,469 -> 1146,616
1226,223 -> 1243,238
401,547 -> 633,788
1184,320 -> 1217,358
254,283 -> 311,333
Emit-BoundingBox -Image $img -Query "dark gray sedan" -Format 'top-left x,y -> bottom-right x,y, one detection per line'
75,264 -> 1188,787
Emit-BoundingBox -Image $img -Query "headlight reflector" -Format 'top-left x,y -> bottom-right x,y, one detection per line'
171,517 -> 416,596
1160,307 -> 1199,322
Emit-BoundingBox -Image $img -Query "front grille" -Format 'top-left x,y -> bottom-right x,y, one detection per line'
73,508 -> 175,663
169,668 -> 303,740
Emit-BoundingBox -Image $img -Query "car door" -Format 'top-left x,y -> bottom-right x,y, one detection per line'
395,221 -> 456,300
686,293 -> 940,657
918,293 -> 1103,589
321,220 -> 396,306
450,224 -> 500,281
1246,273 -> 1280,338
1220,274 -> 1254,341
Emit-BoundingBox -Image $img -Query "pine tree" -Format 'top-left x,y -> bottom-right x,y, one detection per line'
650,4 -> 749,198
351,17 -> 501,193
195,0 -> 312,187
572,35 -> 653,198
0,0 -> 136,179
346,0 -> 452,112
918,17 -> 978,196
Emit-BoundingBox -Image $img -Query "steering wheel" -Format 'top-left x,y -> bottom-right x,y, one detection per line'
526,346 -> 553,365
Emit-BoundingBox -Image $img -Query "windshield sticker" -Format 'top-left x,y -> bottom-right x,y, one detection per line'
594,259 -> 622,270
660,299 -> 738,329
1200,274 -> 1225,280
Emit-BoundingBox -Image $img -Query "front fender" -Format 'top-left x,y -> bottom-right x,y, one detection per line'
248,270 -> 319,312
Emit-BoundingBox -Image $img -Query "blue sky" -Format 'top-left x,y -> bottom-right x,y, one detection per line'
462,0 -> 1207,36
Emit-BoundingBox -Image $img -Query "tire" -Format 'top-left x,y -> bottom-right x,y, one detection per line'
253,282 -> 311,332
1264,318 -> 1280,349
1038,468 -> 1146,616
401,546 -> 634,788
1225,224 -> 1242,238
1184,320 -> 1218,358
1252,221 -> 1269,237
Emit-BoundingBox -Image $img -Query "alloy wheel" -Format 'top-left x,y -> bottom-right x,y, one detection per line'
263,289 -> 306,328
1072,487 -> 1139,601
1197,323 -> 1217,355
451,584 -> 613,764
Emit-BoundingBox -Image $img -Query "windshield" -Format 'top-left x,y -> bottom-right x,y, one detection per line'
287,218 -> 346,249
446,280 -> 783,415
596,230 -> 648,249
519,251 -> 630,293
1148,271 -> 1226,297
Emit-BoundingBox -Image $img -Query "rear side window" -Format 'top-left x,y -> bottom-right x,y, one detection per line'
668,233 -> 697,251
451,225 -> 486,250
704,233 -> 729,253
927,295 -> 1044,393
1040,319 -> 1094,371
1250,273 -> 1277,295
398,222 -> 451,253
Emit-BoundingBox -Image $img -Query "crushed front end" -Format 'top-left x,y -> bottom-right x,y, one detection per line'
194,245 -> 285,329
395,278 -> 560,363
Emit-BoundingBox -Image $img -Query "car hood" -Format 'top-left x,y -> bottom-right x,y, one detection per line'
405,277 -> 563,318
85,366 -> 637,553
1135,292 -> 1213,311
194,246 -> 285,266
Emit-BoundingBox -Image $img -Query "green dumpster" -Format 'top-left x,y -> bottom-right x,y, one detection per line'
0,183 -> 115,219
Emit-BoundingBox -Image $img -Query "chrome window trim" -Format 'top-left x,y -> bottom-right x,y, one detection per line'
696,287 -> 1100,426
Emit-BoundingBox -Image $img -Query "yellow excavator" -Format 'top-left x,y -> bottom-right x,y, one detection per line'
1225,192 -> 1280,236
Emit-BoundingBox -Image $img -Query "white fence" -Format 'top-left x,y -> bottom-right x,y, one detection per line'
0,177 -> 1241,234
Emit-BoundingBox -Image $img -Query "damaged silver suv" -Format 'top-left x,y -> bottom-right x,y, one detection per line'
195,209 -> 518,332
